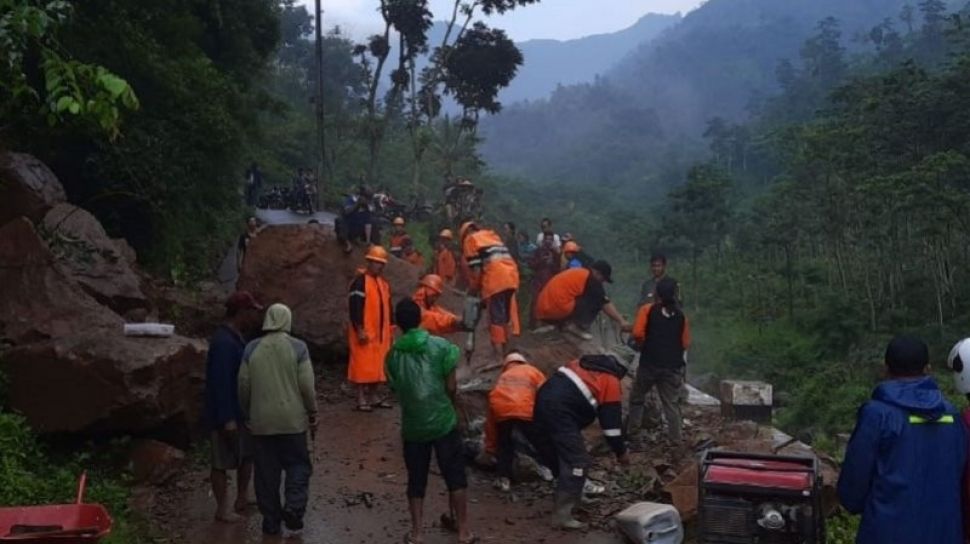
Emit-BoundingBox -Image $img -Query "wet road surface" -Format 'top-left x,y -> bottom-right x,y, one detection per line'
168,370 -> 624,544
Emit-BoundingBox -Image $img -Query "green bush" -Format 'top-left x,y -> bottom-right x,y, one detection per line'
0,412 -> 142,542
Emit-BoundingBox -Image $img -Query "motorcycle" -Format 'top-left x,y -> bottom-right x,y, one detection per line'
257,186 -> 288,209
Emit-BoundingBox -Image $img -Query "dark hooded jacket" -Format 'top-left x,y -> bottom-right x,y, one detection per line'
837,376 -> 967,544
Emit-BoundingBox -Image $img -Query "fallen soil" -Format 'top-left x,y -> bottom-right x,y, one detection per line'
144,365 -> 630,544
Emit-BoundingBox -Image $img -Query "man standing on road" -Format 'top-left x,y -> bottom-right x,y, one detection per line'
204,291 -> 263,523
532,354 -> 630,530
389,217 -> 412,259
385,299 -> 477,544
238,303 -> 318,537
837,335 -> 966,544
347,246 -> 394,412
245,162 -> 263,207
433,229 -> 458,286
627,278 -> 690,444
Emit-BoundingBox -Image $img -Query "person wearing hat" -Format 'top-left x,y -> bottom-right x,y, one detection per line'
628,277 -> 691,443
412,274 -> 463,335
389,217 -> 412,259
204,291 -> 264,523
835,336 -> 966,544
483,351 -> 548,493
561,240 -> 583,271
532,354 -> 630,530
347,246 -> 394,412
433,229 -> 458,285
460,221 -> 521,363
237,303 -> 318,536
534,261 -> 631,340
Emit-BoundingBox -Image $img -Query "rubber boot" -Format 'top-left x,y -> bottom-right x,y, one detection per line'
553,492 -> 588,531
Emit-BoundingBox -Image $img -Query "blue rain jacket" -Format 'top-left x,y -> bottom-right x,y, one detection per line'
837,376 -> 967,544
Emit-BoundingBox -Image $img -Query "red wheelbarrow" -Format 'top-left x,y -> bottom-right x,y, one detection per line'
0,473 -> 112,542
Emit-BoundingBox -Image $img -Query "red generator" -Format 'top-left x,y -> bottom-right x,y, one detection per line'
698,451 -> 824,544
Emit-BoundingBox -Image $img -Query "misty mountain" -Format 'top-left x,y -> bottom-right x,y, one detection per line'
479,0 -> 946,186
378,13 -> 679,106
503,13 -> 680,104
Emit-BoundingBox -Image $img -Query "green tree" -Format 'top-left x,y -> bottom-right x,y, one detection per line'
0,0 -> 138,139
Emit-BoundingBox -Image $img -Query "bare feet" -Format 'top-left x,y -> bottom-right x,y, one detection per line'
234,497 -> 255,513
215,509 -> 243,523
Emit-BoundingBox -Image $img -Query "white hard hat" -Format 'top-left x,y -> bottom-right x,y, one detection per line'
947,338 -> 970,395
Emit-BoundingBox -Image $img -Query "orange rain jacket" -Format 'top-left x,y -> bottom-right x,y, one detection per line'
484,361 -> 547,454
462,229 -> 520,300
434,247 -> 457,283
412,286 -> 462,335
389,232 -> 411,256
534,267 -> 591,321
347,270 -> 392,384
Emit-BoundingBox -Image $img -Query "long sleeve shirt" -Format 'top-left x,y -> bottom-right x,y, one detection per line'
238,332 -> 317,436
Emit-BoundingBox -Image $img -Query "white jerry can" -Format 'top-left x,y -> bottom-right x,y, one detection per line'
615,502 -> 684,544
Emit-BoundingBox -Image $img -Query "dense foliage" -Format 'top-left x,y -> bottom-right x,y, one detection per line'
480,1 -> 970,441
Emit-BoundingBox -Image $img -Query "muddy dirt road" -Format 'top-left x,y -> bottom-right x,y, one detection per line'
158,367 -> 625,544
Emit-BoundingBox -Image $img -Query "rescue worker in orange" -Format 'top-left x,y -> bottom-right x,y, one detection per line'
389,217 -> 411,258
347,246 -> 394,412
412,274 -> 463,335
534,261 -> 631,340
433,229 -> 458,285
561,241 -> 583,271
532,354 -> 630,529
483,351 -> 547,493
460,221 -> 520,361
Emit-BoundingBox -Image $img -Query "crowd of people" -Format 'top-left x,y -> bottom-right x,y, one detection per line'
208,207 -> 701,540
211,191 -> 970,543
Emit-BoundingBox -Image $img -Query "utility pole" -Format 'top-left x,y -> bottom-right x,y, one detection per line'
314,0 -> 326,207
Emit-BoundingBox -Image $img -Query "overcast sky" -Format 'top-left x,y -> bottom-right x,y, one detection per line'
306,0 -> 706,42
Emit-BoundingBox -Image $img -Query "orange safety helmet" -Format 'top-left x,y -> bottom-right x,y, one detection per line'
393,217 -> 406,226
563,241 -> 581,254
439,228 -> 454,240
419,274 -> 445,295
365,245 -> 389,264
459,221 -> 477,240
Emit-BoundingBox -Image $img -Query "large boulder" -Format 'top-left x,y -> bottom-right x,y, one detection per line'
0,218 -> 120,346
237,224 -> 420,355
2,332 -> 206,434
42,203 -> 147,314
0,151 -> 66,227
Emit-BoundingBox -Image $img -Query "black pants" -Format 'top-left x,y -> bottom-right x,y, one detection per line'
403,429 -> 467,498
532,399 -> 590,500
571,289 -> 604,330
495,419 -> 544,480
253,433 -> 312,533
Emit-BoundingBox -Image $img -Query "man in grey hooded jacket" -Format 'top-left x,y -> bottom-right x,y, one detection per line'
239,303 -> 318,536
